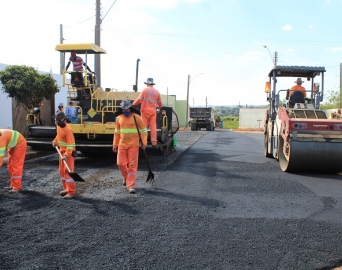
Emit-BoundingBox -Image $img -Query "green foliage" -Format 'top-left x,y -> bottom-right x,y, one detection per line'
0,65 -> 60,112
320,89 -> 342,110
221,116 -> 239,129
215,115 -> 221,123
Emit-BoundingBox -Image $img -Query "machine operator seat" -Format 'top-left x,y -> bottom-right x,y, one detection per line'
288,91 -> 305,108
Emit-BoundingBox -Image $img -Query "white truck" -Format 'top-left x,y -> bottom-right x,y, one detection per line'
190,107 -> 215,131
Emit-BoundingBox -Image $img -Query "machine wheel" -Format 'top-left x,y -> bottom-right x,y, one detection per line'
191,123 -> 197,131
264,130 -> 272,158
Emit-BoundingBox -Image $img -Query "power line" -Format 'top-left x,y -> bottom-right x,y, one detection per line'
102,0 -> 117,21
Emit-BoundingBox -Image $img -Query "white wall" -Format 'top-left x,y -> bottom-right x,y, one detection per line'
0,63 -> 13,129
239,108 -> 266,129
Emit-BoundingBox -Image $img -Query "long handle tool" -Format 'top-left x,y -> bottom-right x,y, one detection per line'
55,146 -> 85,182
133,115 -> 154,183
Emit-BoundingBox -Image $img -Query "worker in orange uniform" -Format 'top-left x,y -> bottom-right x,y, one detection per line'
0,129 -> 27,193
286,78 -> 306,99
132,78 -> 162,147
52,112 -> 77,199
112,100 -> 147,194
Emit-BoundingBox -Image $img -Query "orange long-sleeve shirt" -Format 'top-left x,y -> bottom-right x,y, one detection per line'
52,124 -> 76,157
132,85 -> 162,113
0,129 -> 26,167
113,113 -> 148,148
290,85 -> 306,97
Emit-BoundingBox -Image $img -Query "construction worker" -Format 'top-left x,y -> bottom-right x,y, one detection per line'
0,129 -> 27,193
286,78 -> 306,99
33,102 -> 44,126
65,101 -> 78,123
112,99 -> 147,194
52,112 -> 77,199
56,103 -> 64,114
65,51 -> 92,84
132,78 -> 162,147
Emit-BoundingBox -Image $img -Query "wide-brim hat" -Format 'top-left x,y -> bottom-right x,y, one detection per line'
120,99 -> 132,109
144,78 -> 155,85
295,78 -> 303,84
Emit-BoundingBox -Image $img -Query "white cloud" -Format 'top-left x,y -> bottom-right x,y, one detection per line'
329,47 -> 342,52
127,0 -> 180,9
237,51 -> 263,62
282,24 -> 292,31
223,54 -> 232,58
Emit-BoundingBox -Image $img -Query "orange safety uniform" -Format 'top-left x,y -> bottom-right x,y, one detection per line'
132,85 -> 162,146
113,113 -> 147,189
52,124 -> 76,195
289,85 -> 306,97
0,129 -> 27,190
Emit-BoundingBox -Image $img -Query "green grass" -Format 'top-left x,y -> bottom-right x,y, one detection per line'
220,116 -> 239,129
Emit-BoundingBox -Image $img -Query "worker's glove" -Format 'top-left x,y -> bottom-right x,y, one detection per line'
52,142 -> 57,148
62,155 -> 68,161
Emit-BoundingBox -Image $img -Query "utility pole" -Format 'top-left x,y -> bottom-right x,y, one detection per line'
273,51 -> 278,65
94,0 -> 102,87
133,58 -> 140,92
340,63 -> 342,107
59,24 -> 64,74
186,74 -> 190,128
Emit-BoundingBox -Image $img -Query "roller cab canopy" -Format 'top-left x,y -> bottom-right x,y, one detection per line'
55,43 -> 106,54
268,65 -> 326,78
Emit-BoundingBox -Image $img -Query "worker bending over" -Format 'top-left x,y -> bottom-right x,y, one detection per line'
0,129 -> 27,193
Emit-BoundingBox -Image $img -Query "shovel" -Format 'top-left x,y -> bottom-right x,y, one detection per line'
133,115 -> 154,183
55,146 -> 85,182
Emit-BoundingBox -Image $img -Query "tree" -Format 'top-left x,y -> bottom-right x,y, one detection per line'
0,65 -> 60,112
320,89 -> 342,110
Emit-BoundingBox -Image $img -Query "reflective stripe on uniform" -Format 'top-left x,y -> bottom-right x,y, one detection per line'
58,140 -> 75,150
8,130 -> 19,149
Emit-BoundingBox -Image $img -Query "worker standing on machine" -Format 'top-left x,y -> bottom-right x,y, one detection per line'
0,129 -> 27,193
112,99 -> 147,194
132,78 -> 162,147
65,51 -> 92,83
286,78 -> 306,99
52,112 -> 77,199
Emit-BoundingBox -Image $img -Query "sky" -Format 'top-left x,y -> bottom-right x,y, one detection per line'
1,0 -> 342,107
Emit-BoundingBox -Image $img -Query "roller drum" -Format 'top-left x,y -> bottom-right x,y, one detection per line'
279,138 -> 342,172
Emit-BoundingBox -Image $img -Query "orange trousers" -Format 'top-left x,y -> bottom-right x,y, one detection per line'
59,154 -> 76,195
141,111 -> 157,145
8,140 -> 27,190
117,146 -> 139,188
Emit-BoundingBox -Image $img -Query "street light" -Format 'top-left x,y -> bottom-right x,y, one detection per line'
263,45 -> 277,65
186,73 -> 203,128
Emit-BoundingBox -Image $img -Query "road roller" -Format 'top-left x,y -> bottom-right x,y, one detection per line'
264,65 -> 342,172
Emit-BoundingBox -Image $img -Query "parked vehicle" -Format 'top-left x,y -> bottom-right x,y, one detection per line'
190,107 -> 215,131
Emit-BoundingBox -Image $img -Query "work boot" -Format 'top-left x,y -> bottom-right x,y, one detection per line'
122,178 -> 126,186
8,188 -> 20,193
59,190 -> 67,196
4,186 -> 12,190
128,188 -> 136,194
63,194 -> 75,199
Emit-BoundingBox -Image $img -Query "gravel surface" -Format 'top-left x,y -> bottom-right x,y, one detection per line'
0,130 -> 210,270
